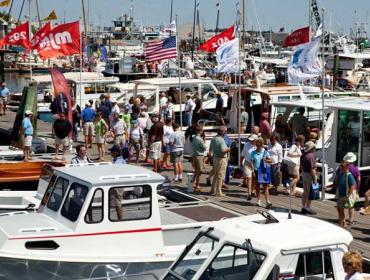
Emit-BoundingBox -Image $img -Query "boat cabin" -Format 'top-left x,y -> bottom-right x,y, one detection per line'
162,211 -> 353,280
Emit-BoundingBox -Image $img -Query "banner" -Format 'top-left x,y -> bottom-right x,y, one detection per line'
0,22 -> 29,49
283,26 -> 309,48
216,38 -> 241,73
37,21 -> 80,59
49,68 -> 73,131
288,37 -> 323,84
199,25 -> 235,53
30,21 -> 52,50
42,10 -> 57,21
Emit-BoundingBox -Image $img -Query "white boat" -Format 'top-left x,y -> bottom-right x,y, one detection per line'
0,163 -> 240,279
161,210 -> 353,280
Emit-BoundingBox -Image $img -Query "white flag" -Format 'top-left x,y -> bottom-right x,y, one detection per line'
216,38 -> 242,73
288,37 -> 323,84
164,20 -> 176,33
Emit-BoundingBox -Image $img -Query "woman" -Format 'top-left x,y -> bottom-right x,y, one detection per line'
162,118 -> 174,168
251,138 -> 273,208
129,120 -> 144,164
286,135 -> 303,196
335,161 -> 356,228
94,111 -> 109,161
259,112 -> 271,144
342,251 -> 363,280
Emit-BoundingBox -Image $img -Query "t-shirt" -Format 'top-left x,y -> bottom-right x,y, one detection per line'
163,125 -> 174,144
267,142 -> 283,164
111,119 -> 126,135
95,119 -> 107,136
301,151 -> 316,173
0,87 -> 10,97
259,120 -> 271,135
210,135 -> 227,158
336,171 -> 356,198
241,111 -> 249,126
289,114 -> 308,135
81,107 -> 96,123
149,121 -> 164,142
130,127 -> 143,141
241,142 -> 256,163
169,131 -> 185,152
185,98 -> 195,112
22,117 -> 33,135
345,272 -> 363,280
121,113 -> 131,129
349,164 -> 361,189
192,135 -> 206,156
251,149 -> 270,171
53,119 -> 72,139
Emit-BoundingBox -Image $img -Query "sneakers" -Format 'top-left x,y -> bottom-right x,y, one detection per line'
266,202 -> 272,209
246,194 -> 252,201
256,200 -> 263,207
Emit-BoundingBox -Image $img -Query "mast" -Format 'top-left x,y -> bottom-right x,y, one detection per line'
81,0 -> 88,35
176,14 -> 183,129
28,0 -> 32,80
215,1 -> 220,34
191,0 -> 197,61
242,0 -> 246,48
35,0 -> 41,28
320,8 -> 326,201
169,0 -> 173,23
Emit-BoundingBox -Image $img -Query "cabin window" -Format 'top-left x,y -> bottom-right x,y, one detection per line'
336,110 -> 360,163
38,174 -> 57,212
84,84 -> 95,94
85,188 -> 104,224
108,185 -> 151,222
201,84 -> 216,101
200,244 -> 265,280
61,183 -> 89,222
295,250 -> 335,279
106,86 -> 121,93
47,177 -> 69,212
96,84 -> 106,94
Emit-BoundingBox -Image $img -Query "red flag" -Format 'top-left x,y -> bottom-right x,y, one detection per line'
0,22 -> 30,49
30,21 -> 52,50
199,25 -> 235,53
37,21 -> 80,60
49,68 -> 73,131
283,26 -> 309,48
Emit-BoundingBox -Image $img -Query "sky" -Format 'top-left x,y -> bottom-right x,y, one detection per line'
7,0 -> 370,34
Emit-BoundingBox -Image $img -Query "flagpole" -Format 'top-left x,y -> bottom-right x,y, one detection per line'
35,0 -> 41,28
191,0 -> 196,61
79,18 -> 83,108
237,24 -> 241,168
28,0 -> 32,81
176,14 -> 182,129
215,1 -> 220,34
320,8 -> 326,201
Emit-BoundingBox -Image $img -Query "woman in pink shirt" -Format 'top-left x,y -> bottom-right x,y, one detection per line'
259,112 -> 272,143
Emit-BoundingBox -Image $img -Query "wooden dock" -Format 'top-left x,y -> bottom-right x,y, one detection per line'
1,110 -> 370,264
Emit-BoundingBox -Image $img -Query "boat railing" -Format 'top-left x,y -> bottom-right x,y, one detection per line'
280,242 -> 349,255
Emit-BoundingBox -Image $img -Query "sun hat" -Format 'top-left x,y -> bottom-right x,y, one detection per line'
304,141 -> 316,152
343,152 -> 357,163
25,110 -> 33,115
248,134 -> 258,141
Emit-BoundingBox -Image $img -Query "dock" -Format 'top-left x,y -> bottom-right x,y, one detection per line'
0,110 -> 369,262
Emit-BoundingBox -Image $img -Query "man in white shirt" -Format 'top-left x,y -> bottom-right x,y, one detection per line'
241,134 -> 258,200
110,112 -> 127,146
267,135 -> 283,192
159,92 -> 168,120
184,93 -> 195,126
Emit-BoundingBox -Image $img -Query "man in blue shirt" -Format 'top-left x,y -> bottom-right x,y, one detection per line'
21,110 -> 34,161
81,102 -> 96,148
0,82 -> 10,115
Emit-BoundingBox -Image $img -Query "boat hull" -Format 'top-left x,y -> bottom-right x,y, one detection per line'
0,257 -> 171,279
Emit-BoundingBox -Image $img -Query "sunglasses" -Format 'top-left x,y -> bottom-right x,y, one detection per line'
256,144 -> 262,147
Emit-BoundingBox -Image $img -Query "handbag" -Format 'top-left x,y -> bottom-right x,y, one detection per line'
283,156 -> 300,168
257,151 -> 271,184
342,172 -> 359,209
309,182 -> 320,200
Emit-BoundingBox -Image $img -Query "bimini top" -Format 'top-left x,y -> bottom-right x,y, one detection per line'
203,211 -> 353,254
53,164 -> 165,186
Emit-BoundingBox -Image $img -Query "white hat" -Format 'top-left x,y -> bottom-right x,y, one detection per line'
248,134 -> 258,141
343,152 -> 357,163
304,141 -> 316,152
25,110 -> 33,115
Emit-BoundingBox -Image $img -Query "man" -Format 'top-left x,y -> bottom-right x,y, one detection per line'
193,94 -> 203,122
267,135 -> 283,193
288,107 -> 308,139
110,98 -> 120,122
148,113 -> 164,172
192,125 -> 206,191
110,112 -> 127,147
53,113 -> 72,161
159,92 -> 168,120
209,126 -> 230,197
301,141 -> 317,215
240,106 -> 249,133
241,134 -> 258,200
215,92 -> 224,125
110,144 -> 126,164
70,144 -> 93,164
0,82 -> 10,115
169,122 -> 185,182
21,110 -> 34,162
184,94 -> 195,126
81,102 -> 96,148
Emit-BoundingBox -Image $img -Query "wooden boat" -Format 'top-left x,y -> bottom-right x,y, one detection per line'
0,161 -> 64,183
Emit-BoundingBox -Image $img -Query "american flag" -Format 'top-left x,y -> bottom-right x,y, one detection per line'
145,36 -> 177,62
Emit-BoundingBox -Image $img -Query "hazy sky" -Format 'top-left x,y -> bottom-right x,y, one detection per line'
8,0 -> 370,33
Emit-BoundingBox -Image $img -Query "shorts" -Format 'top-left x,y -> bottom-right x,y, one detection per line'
150,141 -> 162,160
24,135 -> 32,147
83,122 -> 94,136
170,151 -> 183,164
130,139 -> 141,150
55,136 -> 69,147
288,165 -> 300,176
163,143 -> 171,154
95,135 -> 105,144
114,135 -> 125,146
336,197 -> 346,208
302,172 -> 313,188
243,162 -> 253,178
194,156 -> 204,175
0,96 -> 7,106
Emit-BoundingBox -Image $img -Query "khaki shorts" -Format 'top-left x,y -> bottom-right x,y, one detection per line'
150,141 -> 162,160
114,135 -> 125,146
24,135 -> 32,147
83,122 -> 94,136
288,165 -> 300,176
55,136 -> 69,147
95,135 -> 105,144
243,162 -> 253,178
0,96 -> 7,106
194,156 -> 204,176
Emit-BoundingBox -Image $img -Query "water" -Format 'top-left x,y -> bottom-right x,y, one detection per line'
3,72 -> 29,93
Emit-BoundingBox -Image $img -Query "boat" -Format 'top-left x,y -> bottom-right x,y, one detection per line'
161,210 -> 353,280
0,163 -> 241,279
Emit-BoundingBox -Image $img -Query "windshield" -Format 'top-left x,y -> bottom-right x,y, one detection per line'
164,233 -> 218,280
